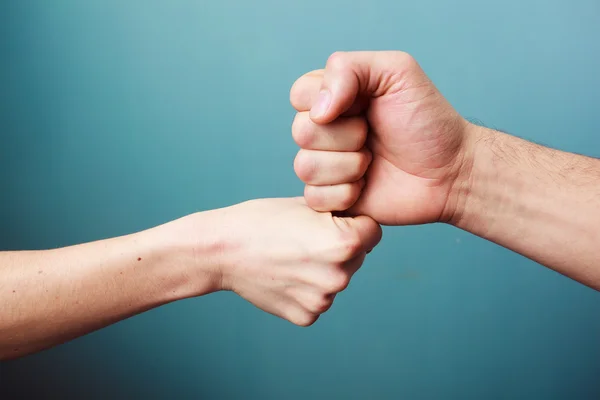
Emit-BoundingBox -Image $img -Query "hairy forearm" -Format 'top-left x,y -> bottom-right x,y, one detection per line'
0,213 -> 222,360
451,125 -> 600,289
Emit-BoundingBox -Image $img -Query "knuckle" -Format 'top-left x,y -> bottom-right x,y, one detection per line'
345,238 -> 362,258
336,232 -> 363,260
289,78 -> 306,109
294,150 -> 317,182
338,185 -> 360,210
325,268 -> 351,293
289,81 -> 300,107
396,51 -> 417,68
351,118 -> 368,150
291,113 -> 314,148
292,311 -> 318,327
306,294 -> 333,314
326,51 -> 348,71
352,151 -> 371,179
304,185 -> 324,209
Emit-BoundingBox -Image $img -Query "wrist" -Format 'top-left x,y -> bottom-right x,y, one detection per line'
444,122 -> 493,230
147,210 -> 231,299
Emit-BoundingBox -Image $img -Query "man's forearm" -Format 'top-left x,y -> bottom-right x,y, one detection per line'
0,213 -> 223,360
451,124 -> 600,289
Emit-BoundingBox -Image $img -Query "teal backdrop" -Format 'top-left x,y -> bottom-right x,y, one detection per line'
1,1 -> 600,399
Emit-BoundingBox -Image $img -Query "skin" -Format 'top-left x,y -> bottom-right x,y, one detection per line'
0,198 -> 381,360
290,50 -> 600,291
4,49 -> 598,360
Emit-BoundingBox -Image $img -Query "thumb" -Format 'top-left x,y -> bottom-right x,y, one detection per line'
343,214 -> 383,254
309,51 -> 421,124
309,51 -> 362,124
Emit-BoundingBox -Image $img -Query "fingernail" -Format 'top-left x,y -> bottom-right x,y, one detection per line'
310,89 -> 331,119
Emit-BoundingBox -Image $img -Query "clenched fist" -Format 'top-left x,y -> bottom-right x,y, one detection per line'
290,51 -> 474,226
205,197 -> 382,326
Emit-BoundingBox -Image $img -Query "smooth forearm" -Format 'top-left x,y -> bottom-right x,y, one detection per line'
452,124 -> 600,289
0,212 -> 223,360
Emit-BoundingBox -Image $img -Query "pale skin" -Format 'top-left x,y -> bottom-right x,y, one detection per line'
4,49 -> 599,361
290,50 -> 600,291
0,198 -> 381,360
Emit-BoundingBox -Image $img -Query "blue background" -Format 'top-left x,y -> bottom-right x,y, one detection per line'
1,1 -> 600,399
